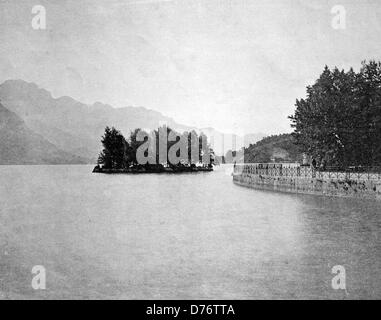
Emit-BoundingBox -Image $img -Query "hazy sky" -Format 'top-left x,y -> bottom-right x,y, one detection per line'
1,0 -> 381,134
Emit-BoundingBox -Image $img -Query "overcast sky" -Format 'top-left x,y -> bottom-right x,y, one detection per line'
1,0 -> 381,135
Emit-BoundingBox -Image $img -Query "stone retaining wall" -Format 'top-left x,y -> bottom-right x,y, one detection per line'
233,171 -> 381,200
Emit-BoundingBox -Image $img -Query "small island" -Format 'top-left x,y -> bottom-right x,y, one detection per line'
93,126 -> 215,174
93,164 -> 213,174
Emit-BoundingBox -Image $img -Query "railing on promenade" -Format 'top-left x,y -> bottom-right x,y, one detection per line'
233,163 -> 381,181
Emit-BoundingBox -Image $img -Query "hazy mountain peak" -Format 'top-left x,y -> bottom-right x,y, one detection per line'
0,102 -> 88,164
56,95 -> 77,104
1,79 -> 52,99
92,102 -> 113,111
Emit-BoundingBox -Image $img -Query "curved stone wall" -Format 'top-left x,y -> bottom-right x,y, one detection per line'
233,170 -> 381,200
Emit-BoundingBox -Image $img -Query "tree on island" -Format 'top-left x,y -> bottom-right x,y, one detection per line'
128,128 -> 149,165
289,60 -> 381,167
98,126 -> 128,169
97,125 -> 214,169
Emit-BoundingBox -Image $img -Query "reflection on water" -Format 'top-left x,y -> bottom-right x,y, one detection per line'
0,165 -> 380,299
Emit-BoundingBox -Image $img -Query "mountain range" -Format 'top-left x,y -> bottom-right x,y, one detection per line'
0,102 -> 87,164
0,80 -> 265,164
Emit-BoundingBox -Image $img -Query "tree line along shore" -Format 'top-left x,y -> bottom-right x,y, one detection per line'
223,61 -> 381,171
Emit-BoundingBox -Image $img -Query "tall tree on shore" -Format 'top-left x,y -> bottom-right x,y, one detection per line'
289,61 -> 381,167
355,61 -> 381,165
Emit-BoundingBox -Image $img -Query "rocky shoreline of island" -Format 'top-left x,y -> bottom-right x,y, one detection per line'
93,163 -> 213,174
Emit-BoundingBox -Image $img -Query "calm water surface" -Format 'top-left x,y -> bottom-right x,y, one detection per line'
0,165 -> 380,299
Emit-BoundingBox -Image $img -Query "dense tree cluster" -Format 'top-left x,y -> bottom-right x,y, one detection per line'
243,134 -> 302,163
98,126 -> 213,169
289,61 -> 381,167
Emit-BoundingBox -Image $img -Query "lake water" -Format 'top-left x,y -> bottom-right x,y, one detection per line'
0,165 -> 380,299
